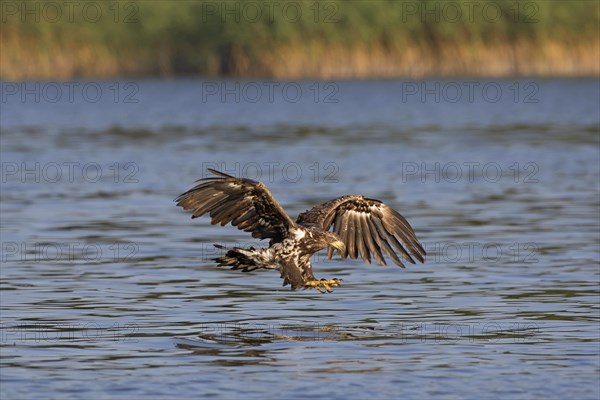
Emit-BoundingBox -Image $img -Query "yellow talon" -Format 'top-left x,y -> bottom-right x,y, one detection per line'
304,278 -> 342,293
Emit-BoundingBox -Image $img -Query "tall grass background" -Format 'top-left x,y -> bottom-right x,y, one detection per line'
1,0 -> 598,78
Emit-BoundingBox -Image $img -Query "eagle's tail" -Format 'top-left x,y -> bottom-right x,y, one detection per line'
213,244 -> 271,272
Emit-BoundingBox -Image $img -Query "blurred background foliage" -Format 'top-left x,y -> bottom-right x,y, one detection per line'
1,0 -> 598,78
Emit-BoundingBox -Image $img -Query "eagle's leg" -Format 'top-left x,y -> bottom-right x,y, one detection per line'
303,278 -> 342,293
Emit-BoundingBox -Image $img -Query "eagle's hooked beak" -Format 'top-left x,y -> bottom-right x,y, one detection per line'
331,239 -> 346,253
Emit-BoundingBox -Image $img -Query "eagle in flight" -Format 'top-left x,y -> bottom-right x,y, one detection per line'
176,169 -> 426,293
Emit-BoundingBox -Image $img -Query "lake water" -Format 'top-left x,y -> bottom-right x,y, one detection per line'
1,78 -> 599,399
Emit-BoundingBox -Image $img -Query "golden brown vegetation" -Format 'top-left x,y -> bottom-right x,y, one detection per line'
1,0 -> 598,79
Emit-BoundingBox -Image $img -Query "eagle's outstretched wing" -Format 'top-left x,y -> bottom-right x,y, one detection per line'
297,195 -> 426,267
175,169 -> 295,242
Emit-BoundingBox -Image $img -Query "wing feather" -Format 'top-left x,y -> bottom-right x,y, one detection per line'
219,199 -> 252,225
357,215 -> 373,264
298,195 -> 426,267
209,199 -> 239,224
191,192 -> 225,217
176,169 -> 295,241
232,209 -> 256,226
338,211 -> 350,259
348,216 -> 357,259
366,217 -> 389,265
383,217 -> 422,263
371,216 -> 405,267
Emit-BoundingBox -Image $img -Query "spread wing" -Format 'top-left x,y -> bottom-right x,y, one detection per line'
175,169 -> 295,242
297,195 -> 426,267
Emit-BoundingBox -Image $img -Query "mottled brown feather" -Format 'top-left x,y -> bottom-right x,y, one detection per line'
175,169 -> 294,242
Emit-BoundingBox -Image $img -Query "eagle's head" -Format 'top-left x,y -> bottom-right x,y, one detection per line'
318,231 -> 346,254
299,227 -> 346,254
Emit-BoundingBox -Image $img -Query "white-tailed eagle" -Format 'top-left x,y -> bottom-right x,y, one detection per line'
176,169 -> 426,292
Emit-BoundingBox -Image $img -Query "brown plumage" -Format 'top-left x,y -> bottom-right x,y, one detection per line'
176,169 -> 426,292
